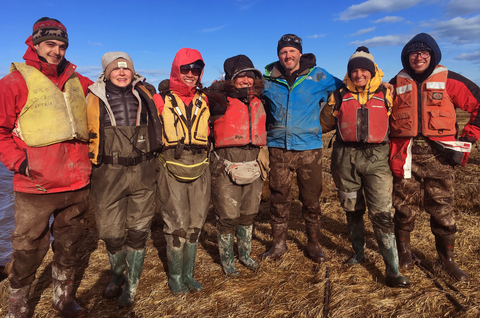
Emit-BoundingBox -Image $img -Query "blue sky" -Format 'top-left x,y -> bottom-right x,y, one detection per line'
1,0 -> 480,88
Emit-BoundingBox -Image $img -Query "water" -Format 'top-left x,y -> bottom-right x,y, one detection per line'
0,164 -> 14,266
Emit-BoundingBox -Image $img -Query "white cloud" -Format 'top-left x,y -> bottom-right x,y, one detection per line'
445,0 -> 480,16
338,0 -> 426,21
373,16 -> 404,23
202,25 -> 225,32
349,34 -> 413,47
351,27 -> 376,36
235,0 -> 257,10
455,51 -> 480,63
307,34 -> 326,38
88,41 -> 102,46
432,15 -> 480,44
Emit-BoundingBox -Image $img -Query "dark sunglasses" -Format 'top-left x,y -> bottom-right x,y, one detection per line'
180,66 -> 201,76
281,34 -> 302,45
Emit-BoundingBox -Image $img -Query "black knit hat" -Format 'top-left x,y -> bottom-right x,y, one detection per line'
277,34 -> 303,55
32,17 -> 68,47
347,46 -> 375,77
223,55 -> 262,82
405,41 -> 432,54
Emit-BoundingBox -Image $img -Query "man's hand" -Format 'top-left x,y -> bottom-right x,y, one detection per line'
382,81 -> 395,98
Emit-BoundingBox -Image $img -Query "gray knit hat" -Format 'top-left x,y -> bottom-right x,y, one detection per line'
277,34 -> 303,55
347,46 -> 375,77
101,52 -> 135,80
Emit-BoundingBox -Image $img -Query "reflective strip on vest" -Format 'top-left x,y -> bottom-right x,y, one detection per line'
11,63 -> 88,147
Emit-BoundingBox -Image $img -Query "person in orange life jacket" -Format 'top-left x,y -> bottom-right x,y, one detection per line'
321,47 -> 410,288
152,48 -> 211,294
207,55 -> 266,276
389,33 -> 480,282
0,17 -> 94,318
87,52 -> 162,307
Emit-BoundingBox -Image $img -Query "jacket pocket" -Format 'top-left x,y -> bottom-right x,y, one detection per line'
427,110 -> 455,131
390,111 -> 413,135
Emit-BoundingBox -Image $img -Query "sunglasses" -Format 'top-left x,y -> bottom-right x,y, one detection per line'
180,66 -> 201,76
281,34 -> 302,45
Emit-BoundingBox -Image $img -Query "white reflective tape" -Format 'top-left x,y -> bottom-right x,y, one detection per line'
426,82 -> 445,90
338,190 -> 357,200
396,84 -> 412,95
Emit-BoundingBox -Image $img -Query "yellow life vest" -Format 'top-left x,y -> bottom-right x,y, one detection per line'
10,63 -> 89,147
161,91 -> 210,147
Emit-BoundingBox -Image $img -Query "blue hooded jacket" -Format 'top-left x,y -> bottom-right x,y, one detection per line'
263,54 -> 342,150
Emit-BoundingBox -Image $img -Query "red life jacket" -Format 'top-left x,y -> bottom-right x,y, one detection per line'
390,65 -> 456,138
213,96 -> 266,148
336,89 -> 389,143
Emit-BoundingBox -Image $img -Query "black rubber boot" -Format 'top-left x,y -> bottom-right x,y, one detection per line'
104,250 -> 126,299
52,263 -> 87,318
259,223 -> 288,261
374,229 -> 410,288
166,245 -> 189,295
236,225 -> 259,271
183,242 -> 203,291
435,234 -> 469,281
217,232 -> 240,276
346,212 -> 365,265
118,249 -> 146,307
305,222 -> 328,264
6,284 -> 30,318
394,227 -> 414,270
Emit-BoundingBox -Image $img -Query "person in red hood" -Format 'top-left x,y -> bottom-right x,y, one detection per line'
0,17 -> 93,318
153,48 -> 211,295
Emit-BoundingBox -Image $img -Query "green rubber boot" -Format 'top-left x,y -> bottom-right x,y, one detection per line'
346,213 -> 366,265
166,245 -> 189,295
104,250 -> 126,299
217,232 -> 239,276
374,228 -> 410,288
183,242 -> 203,291
118,249 -> 146,307
236,225 -> 259,271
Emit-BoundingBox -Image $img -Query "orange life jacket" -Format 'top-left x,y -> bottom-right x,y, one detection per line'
390,65 -> 456,138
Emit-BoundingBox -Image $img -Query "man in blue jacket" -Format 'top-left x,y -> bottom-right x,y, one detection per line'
260,34 -> 342,263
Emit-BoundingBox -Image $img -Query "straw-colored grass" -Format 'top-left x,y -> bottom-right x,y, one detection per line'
1,110 -> 479,317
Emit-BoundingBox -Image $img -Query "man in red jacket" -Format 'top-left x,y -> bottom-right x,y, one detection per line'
0,17 -> 93,318
389,33 -> 480,282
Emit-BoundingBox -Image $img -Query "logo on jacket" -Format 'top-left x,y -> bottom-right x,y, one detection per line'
432,92 -> 443,100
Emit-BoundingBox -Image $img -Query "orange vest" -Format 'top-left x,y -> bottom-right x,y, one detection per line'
336,90 -> 389,143
390,65 -> 456,138
213,96 -> 266,148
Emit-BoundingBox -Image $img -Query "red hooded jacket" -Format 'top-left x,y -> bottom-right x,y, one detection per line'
0,36 -> 93,193
153,48 -> 206,113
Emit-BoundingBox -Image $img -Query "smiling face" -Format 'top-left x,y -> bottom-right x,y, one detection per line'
34,40 -> 67,65
350,68 -> 372,88
278,47 -> 302,75
409,51 -> 431,74
179,67 -> 200,87
109,67 -> 133,87
234,76 -> 254,88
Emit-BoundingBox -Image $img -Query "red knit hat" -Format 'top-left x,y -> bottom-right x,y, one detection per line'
32,17 -> 68,47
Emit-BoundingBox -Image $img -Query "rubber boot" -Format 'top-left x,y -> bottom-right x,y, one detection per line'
373,228 -> 410,288
305,222 -> 328,264
183,242 -> 203,291
435,234 -> 469,282
118,249 -> 145,307
6,284 -> 30,318
104,250 -> 126,299
166,245 -> 188,295
236,225 -> 259,271
346,213 -> 365,265
394,227 -> 414,270
217,232 -> 240,276
259,223 -> 288,261
52,263 -> 87,318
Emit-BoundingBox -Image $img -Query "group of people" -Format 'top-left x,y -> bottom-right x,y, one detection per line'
1,16 -> 479,318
